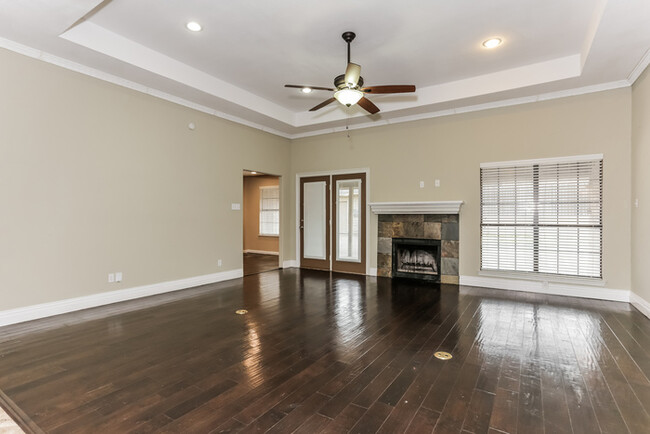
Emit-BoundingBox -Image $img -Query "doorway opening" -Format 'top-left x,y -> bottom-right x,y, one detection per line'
243,170 -> 280,276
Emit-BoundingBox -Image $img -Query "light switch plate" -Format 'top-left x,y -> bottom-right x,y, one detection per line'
108,273 -> 115,283
115,272 -> 123,282
435,179 -> 441,187
231,203 -> 241,210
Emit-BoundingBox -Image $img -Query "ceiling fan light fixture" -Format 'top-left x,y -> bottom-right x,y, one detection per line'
301,87 -> 312,94
186,21 -> 202,32
334,88 -> 363,107
482,38 -> 502,49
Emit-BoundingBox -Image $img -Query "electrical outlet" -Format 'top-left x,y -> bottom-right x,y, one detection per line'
218,259 -> 222,267
435,179 -> 440,187
419,181 -> 424,188
115,272 -> 123,282
108,273 -> 115,283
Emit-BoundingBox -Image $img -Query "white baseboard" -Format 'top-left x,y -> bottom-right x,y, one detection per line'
630,292 -> 650,319
0,269 -> 243,327
460,275 -> 629,302
282,260 -> 298,269
244,249 -> 279,256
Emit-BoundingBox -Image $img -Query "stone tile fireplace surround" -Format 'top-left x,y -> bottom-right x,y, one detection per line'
370,201 -> 462,284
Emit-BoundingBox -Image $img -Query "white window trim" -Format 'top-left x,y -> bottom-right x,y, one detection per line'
480,153 -> 603,169
259,185 -> 279,237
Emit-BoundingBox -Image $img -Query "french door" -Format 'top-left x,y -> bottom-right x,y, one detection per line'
300,173 -> 366,274
300,176 -> 330,271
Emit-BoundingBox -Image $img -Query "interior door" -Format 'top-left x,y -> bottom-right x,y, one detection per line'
332,173 -> 366,274
300,176 -> 330,270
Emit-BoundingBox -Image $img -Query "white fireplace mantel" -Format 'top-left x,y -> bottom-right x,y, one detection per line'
368,201 -> 464,215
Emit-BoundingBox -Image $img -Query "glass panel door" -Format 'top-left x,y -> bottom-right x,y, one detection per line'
304,181 -> 327,259
332,173 -> 366,274
336,179 -> 361,262
300,176 -> 330,270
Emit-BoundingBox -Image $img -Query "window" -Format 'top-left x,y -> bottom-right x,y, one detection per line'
480,155 -> 602,278
259,185 -> 279,236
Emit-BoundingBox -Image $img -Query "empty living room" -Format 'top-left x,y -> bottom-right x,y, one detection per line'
1,1 -> 650,433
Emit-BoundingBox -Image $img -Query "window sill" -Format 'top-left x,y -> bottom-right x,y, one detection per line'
478,270 -> 605,287
259,234 -> 279,238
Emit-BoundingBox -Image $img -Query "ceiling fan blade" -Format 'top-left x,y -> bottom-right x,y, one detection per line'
361,85 -> 416,94
285,84 -> 335,91
344,63 -> 361,87
357,96 -> 380,114
309,97 -> 337,111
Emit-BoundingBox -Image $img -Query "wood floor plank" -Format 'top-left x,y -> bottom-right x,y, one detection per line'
488,387 -> 518,434
320,403 -> 367,433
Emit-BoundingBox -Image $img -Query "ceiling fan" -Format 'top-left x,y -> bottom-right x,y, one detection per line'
285,32 -> 416,114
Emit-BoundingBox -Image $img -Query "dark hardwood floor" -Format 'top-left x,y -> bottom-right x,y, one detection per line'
0,269 -> 649,433
243,253 -> 279,276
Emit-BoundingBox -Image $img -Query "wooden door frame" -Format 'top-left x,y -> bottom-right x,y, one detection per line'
295,168 -> 370,275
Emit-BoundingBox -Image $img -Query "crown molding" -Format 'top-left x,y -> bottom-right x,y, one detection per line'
628,47 -> 650,85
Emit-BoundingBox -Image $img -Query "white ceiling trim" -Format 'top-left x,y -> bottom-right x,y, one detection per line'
628,48 -> 650,84
60,21 -> 295,126
0,36 -> 293,139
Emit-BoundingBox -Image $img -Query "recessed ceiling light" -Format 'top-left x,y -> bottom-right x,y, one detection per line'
251,171 -> 257,174
301,87 -> 313,94
482,38 -> 502,49
186,21 -> 202,32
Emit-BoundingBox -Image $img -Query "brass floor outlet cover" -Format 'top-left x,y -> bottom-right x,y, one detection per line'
235,309 -> 248,315
434,351 -> 453,360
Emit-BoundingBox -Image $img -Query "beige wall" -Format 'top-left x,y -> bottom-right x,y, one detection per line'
0,45 -> 639,312
243,175 -> 280,253
290,88 -> 632,292
632,65 -> 650,303
0,48 -> 290,310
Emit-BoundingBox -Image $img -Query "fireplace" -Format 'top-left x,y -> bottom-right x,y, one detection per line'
392,238 -> 441,282
373,211 -> 460,284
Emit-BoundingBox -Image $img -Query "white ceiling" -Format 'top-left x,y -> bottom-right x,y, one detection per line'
1,0 -> 649,138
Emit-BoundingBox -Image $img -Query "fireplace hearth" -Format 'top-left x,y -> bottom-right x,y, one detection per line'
392,238 -> 441,281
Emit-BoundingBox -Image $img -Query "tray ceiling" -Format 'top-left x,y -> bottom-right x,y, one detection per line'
0,0 -> 648,138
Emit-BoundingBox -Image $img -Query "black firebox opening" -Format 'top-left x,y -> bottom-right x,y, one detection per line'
392,238 -> 441,282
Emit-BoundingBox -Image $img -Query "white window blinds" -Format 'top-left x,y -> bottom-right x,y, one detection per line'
259,186 -> 280,236
480,156 -> 602,278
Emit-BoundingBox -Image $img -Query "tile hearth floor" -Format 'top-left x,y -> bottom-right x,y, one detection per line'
0,269 -> 648,433
0,405 -> 23,433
